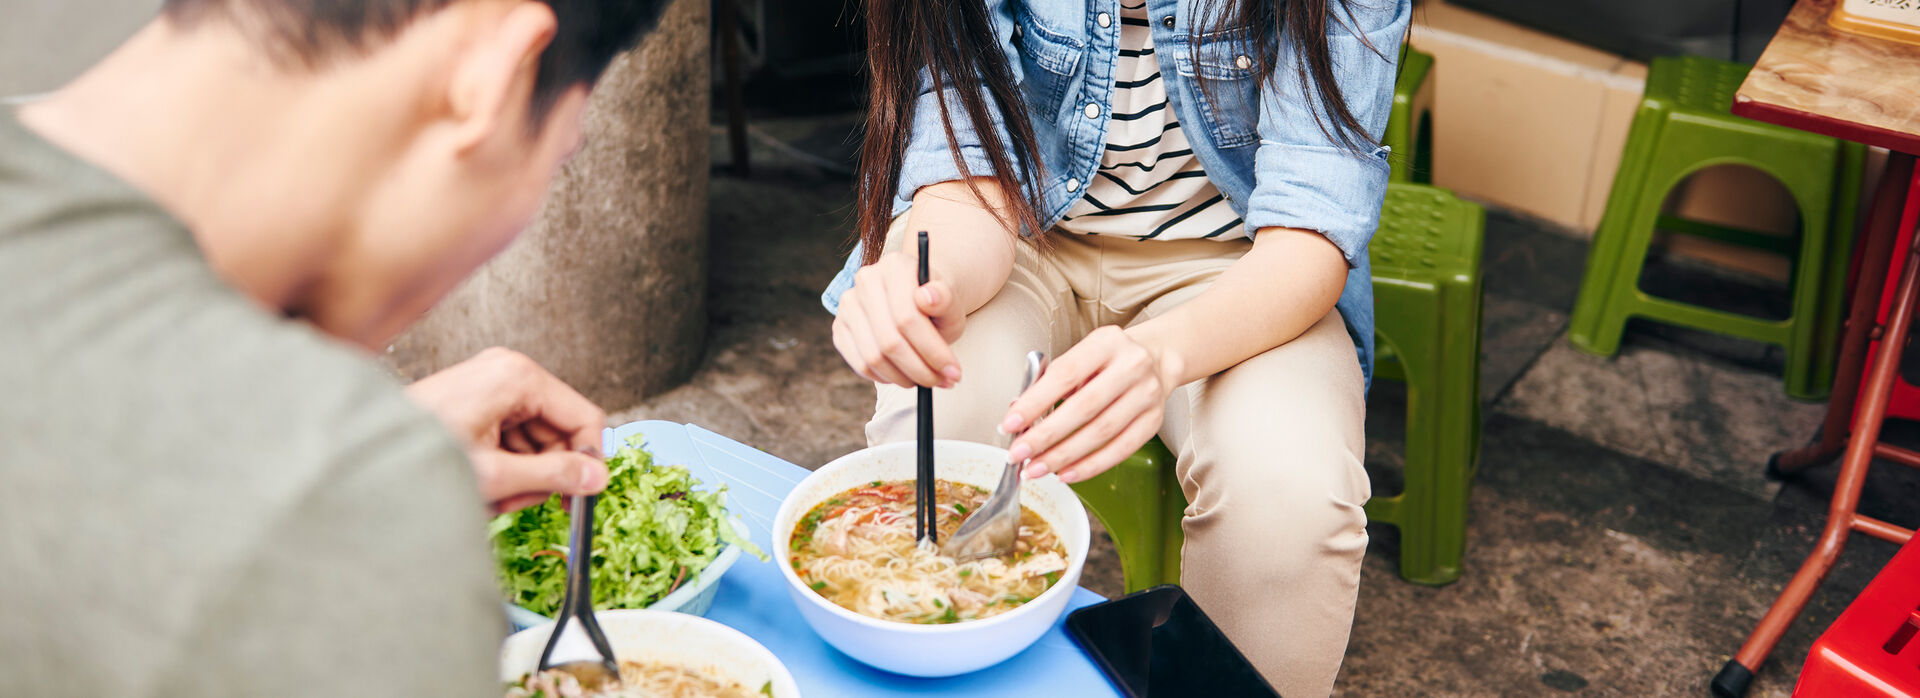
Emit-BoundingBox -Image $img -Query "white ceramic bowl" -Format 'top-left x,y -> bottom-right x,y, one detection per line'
500,608 -> 800,697
773,440 -> 1090,677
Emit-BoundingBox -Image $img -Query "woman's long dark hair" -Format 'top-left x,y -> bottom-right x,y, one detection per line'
856,0 -> 1382,264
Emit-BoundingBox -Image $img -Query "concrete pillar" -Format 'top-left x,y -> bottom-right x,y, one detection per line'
387,0 -> 710,410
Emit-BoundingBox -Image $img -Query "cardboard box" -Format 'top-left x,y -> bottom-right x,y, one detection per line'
1412,0 -> 1804,281
1411,0 -> 1631,231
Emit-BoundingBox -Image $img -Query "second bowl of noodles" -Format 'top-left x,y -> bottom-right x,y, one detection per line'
773,439 -> 1090,677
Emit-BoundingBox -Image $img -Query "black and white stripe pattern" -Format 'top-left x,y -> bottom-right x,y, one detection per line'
1058,2 -> 1244,241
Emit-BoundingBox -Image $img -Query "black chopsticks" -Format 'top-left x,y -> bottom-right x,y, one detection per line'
537,494 -> 620,681
916,230 -> 937,545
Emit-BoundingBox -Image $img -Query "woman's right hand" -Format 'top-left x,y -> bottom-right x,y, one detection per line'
832,249 -> 967,389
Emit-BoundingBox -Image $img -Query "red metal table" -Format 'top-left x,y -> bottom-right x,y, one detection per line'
1718,0 -> 1920,694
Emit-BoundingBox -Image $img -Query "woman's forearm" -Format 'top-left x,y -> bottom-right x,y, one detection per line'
1125,226 -> 1350,387
903,179 -> 1020,316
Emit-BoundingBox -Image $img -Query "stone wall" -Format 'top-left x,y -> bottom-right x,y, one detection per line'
387,0 -> 711,410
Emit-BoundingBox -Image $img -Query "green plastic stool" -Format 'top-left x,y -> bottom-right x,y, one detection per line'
1567,56 -> 1864,400
1071,437 -> 1182,594
1368,183 -> 1487,586
1385,45 -> 1435,185
1073,184 -> 1488,589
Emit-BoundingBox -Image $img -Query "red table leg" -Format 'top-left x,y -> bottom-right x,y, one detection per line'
1773,152 -> 1917,475
1715,162 -> 1920,697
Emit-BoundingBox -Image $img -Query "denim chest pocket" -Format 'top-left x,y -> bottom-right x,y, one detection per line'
1171,30 -> 1261,149
1014,14 -> 1084,125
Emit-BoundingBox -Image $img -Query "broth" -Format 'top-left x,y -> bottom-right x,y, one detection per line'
788,479 -> 1067,624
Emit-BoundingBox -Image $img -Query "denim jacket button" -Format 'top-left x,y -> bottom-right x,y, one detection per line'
1235,55 -> 1252,69
1097,12 -> 1111,28
1161,15 -> 1175,28
1066,177 -> 1081,192
1084,103 -> 1100,119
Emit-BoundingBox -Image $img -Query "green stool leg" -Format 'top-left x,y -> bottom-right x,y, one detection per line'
1371,184 -> 1487,586
1370,226 -> 1484,585
1567,97 -> 1673,356
1072,437 -> 1183,593
1386,46 -> 1434,184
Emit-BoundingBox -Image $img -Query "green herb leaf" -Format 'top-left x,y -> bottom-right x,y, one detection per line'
491,434 -> 767,616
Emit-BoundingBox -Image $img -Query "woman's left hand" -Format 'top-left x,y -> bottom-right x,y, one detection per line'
1001,326 -> 1185,484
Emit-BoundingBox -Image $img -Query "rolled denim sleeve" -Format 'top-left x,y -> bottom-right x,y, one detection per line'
891,0 -> 1025,216
1243,0 -> 1410,266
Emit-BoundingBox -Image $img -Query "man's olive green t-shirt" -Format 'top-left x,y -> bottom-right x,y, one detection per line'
0,108 -> 506,696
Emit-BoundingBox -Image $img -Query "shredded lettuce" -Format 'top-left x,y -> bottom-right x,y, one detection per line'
491,435 -> 768,616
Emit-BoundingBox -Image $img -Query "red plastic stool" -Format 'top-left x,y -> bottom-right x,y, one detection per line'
1793,535 -> 1920,697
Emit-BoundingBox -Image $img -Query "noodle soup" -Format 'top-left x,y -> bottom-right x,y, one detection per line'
505,659 -> 761,698
788,479 -> 1068,624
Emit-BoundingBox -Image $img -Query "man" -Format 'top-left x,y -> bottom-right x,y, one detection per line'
0,0 -> 667,694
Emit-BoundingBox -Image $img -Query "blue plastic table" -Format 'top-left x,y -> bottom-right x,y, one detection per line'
603,420 -> 1123,698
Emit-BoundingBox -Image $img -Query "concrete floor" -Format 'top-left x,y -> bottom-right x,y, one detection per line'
609,113 -> 1920,696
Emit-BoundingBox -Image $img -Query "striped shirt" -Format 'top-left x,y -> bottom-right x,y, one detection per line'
1056,1 -> 1245,241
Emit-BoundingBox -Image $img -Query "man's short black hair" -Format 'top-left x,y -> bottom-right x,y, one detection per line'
161,0 -> 669,120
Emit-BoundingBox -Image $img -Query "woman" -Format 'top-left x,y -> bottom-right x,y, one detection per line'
823,0 -> 1409,692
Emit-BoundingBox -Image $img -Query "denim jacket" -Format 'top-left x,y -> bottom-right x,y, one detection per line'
822,0 -> 1411,387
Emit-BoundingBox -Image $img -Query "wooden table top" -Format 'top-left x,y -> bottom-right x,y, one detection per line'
1735,0 -> 1920,154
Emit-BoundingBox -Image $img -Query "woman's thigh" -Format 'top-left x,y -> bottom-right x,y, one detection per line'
1156,302 -> 1370,516
1145,292 -> 1370,695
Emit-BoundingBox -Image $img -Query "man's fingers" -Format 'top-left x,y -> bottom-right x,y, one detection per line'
503,425 -> 538,454
521,419 -> 567,452
475,449 -> 609,507
480,348 -> 606,453
494,493 -> 555,515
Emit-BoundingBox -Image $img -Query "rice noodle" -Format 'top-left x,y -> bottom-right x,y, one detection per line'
504,659 -> 759,698
788,480 -> 1067,624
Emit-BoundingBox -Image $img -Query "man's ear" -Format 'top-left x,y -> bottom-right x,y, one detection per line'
445,1 -> 558,153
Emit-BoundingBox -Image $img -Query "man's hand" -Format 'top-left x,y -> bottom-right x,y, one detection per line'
405,348 -> 609,513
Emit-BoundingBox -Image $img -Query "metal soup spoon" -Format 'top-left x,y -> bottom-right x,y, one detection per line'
942,350 -> 1046,561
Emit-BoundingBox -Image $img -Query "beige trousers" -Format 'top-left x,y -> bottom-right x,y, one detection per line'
865,222 -> 1371,696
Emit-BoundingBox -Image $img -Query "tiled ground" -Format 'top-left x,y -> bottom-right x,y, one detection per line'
608,113 -> 1920,696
